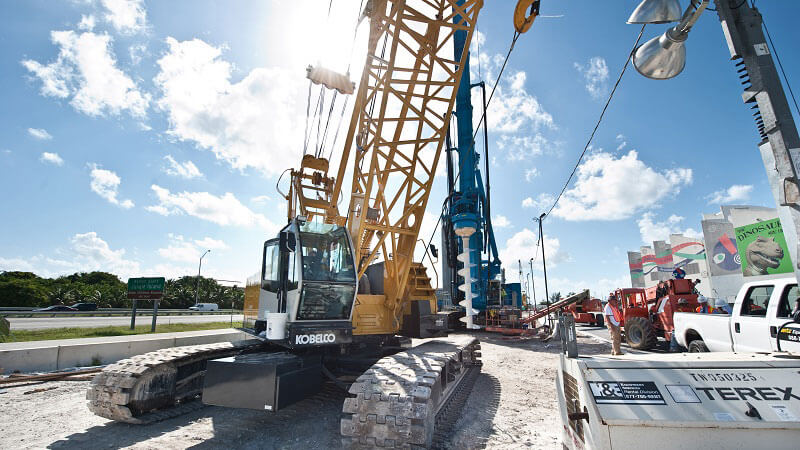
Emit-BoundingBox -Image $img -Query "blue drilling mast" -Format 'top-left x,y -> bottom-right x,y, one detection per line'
440,0 -> 502,326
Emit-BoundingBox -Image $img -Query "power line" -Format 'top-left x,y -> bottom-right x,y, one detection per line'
542,24 -> 646,218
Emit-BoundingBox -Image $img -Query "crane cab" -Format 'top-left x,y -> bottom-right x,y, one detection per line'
255,217 -> 357,347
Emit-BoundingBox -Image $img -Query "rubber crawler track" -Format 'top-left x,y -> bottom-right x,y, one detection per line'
87,340 -> 263,424
340,335 -> 482,448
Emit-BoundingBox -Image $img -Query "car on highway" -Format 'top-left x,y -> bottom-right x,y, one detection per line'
33,305 -> 78,312
70,302 -> 98,311
189,303 -> 219,311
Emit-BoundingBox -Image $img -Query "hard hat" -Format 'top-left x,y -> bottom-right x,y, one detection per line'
714,298 -> 728,308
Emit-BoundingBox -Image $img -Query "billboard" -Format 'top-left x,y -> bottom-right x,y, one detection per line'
735,218 -> 793,277
627,251 -> 645,288
701,219 -> 741,276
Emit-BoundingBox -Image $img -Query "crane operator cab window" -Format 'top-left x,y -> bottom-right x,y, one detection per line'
297,222 -> 356,321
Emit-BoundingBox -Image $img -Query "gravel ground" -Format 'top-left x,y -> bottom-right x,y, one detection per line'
0,332 -> 609,449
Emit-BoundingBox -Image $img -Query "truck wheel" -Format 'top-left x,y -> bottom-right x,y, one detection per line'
688,340 -> 709,353
624,317 -> 657,350
595,314 -> 604,328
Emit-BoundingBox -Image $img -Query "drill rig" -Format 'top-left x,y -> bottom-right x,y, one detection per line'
85,0 -> 524,447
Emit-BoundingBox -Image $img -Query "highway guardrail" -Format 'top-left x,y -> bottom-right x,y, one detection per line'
0,309 -> 241,318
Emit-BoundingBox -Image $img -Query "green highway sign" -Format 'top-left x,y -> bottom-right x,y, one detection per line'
127,277 -> 165,299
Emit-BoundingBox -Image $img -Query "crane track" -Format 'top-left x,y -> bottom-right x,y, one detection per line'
340,335 -> 482,448
87,340 -> 264,424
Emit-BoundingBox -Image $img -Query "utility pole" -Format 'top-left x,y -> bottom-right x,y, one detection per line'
714,0 -> 800,283
536,213 -> 551,327
529,257 -> 537,312
195,250 -> 210,306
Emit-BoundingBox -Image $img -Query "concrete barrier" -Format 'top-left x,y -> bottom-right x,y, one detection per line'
0,328 -> 251,374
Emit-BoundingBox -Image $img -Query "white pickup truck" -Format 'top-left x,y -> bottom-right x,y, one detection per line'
674,277 -> 800,353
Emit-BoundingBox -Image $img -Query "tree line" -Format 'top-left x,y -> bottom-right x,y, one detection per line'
0,271 -> 244,310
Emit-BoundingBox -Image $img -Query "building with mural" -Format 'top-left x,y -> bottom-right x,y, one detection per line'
628,234 -> 711,297
627,204 -> 794,301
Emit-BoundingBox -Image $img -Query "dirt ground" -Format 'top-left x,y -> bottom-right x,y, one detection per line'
0,332 -> 609,449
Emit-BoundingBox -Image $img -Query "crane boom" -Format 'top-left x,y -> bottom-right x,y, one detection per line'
331,0 -> 483,321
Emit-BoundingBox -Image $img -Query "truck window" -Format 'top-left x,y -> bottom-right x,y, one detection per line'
777,285 -> 799,319
740,285 -> 773,317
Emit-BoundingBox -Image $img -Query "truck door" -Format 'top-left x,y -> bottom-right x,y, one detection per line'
769,284 -> 800,352
732,285 -> 774,352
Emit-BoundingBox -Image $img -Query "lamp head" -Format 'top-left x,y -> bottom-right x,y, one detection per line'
632,28 -> 687,80
627,0 -> 682,24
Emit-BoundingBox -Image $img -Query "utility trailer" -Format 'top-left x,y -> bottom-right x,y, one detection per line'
557,350 -> 800,449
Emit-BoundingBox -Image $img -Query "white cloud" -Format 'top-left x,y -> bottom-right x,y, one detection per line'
550,150 -> 692,221
22,30 -> 150,118
525,168 -> 539,182
40,152 -> 64,166
147,184 -> 277,230
195,237 -> 229,250
70,231 -> 139,277
637,212 -> 702,244
480,71 -> 554,133
89,164 -> 134,209
28,128 -> 52,140
78,14 -> 96,31
705,184 -> 753,204
522,193 -> 554,211
163,155 -> 203,179
493,215 -> 511,228
469,32 -> 554,135
156,234 -> 219,263
154,37 -> 306,175
496,134 -> 552,162
250,195 -> 271,204
100,0 -> 147,34
0,232 -> 140,279
498,228 -> 569,276
129,43 -> 147,65
574,56 -> 609,99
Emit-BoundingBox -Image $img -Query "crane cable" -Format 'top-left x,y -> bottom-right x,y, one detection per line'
541,24 -> 646,218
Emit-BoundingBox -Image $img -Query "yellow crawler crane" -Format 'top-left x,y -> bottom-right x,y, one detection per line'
88,1 -> 537,446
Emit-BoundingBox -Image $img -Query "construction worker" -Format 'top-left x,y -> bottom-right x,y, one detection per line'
695,296 -> 713,313
713,298 -> 732,314
604,294 -> 623,355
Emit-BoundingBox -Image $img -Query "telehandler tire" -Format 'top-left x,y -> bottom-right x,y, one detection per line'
624,317 -> 657,350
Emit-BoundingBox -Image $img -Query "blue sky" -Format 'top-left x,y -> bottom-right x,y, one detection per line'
1,1 -> 799,298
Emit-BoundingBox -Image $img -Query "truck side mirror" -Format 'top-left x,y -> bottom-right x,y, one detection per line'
279,230 -> 296,252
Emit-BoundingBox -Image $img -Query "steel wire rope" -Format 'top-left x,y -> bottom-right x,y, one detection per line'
541,24 -> 646,219
320,89 -> 339,157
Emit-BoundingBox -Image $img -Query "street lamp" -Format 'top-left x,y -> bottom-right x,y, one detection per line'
627,0 -> 682,24
631,0 -> 709,80
194,249 -> 211,306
